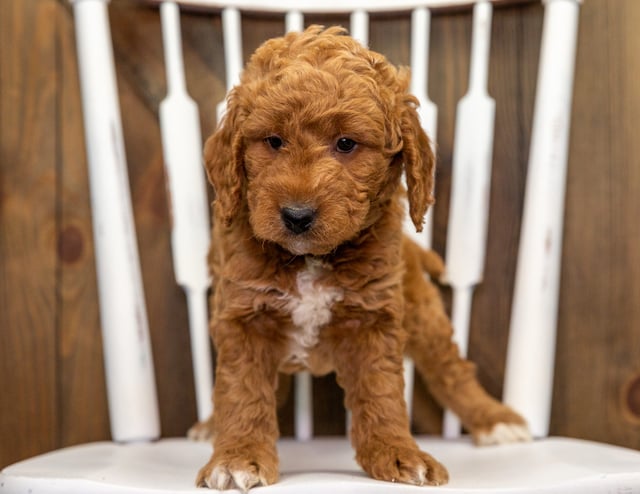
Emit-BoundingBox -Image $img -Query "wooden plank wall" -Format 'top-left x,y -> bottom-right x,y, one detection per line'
1,0 -> 639,468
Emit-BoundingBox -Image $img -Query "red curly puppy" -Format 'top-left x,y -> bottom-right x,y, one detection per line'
196,26 -> 530,490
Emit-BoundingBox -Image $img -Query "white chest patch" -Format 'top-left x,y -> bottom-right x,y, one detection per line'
286,258 -> 343,364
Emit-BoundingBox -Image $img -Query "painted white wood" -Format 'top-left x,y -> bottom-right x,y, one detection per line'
503,0 -> 581,439
70,0 -> 160,442
294,372 -> 314,440
4,437 -> 640,493
350,9 -> 369,47
285,9 -> 304,32
184,288 -> 212,420
404,6 -> 437,251
217,6 -> 243,121
146,0 -> 527,13
159,1 -> 213,423
443,0 -> 495,438
402,356 -> 415,425
445,0 -> 495,289
222,7 -> 242,90
442,286 -> 473,437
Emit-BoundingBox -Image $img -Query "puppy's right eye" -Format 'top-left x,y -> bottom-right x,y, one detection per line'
264,135 -> 284,150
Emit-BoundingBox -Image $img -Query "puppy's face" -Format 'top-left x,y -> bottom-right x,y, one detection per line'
205,27 -> 435,256
241,67 -> 401,256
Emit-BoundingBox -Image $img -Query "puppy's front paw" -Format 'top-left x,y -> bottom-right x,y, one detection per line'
357,441 -> 449,486
196,447 -> 279,491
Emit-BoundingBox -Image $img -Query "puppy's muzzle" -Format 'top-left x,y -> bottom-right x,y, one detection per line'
281,206 -> 317,234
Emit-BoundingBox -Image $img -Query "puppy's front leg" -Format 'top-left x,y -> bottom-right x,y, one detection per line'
333,325 -> 449,487
196,319 -> 281,491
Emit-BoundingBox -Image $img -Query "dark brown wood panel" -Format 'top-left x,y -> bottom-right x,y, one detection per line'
0,0 -> 60,466
555,0 -> 640,448
2,0 -> 640,470
551,0 -> 614,443
605,0 -> 640,446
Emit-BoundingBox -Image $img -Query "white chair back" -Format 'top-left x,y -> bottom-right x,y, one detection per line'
69,0 -> 580,445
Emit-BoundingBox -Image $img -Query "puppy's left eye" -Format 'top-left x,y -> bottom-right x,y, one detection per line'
336,137 -> 357,153
264,135 -> 284,150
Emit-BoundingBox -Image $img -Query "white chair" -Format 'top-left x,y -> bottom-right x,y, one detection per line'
2,0 -> 640,492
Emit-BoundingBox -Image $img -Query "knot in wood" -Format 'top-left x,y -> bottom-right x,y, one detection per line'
57,225 -> 84,264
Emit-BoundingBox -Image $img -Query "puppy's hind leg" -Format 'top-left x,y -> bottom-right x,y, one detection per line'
402,240 -> 531,445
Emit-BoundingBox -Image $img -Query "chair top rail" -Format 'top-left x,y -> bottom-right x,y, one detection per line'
141,0 -> 536,15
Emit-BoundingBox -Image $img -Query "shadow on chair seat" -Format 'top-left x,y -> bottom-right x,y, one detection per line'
2,436 -> 640,493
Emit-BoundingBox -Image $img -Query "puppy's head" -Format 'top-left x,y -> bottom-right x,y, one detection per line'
205,26 -> 434,256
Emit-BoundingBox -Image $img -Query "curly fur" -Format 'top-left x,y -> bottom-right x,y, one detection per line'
196,26 -> 530,490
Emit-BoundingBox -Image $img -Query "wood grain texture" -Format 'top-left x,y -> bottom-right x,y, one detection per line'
1,0 -> 640,470
554,0 -> 640,448
0,0 -> 60,467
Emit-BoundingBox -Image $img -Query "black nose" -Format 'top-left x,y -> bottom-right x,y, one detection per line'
281,206 -> 316,234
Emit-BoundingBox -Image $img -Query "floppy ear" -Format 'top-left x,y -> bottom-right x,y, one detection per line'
204,95 -> 245,228
400,96 -> 436,232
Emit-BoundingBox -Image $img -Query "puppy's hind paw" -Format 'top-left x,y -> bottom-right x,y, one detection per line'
474,422 -> 532,446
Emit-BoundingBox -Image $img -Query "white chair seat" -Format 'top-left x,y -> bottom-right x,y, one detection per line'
2,436 -> 640,493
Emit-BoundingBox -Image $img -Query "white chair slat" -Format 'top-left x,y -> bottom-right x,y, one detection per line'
160,2 -> 188,93
70,0 -> 160,443
222,6 -> 243,91
504,0 -> 581,439
217,6 -> 243,121
444,0 -> 495,294
349,9 -> 369,47
159,1 -> 213,423
285,9 -> 304,33
294,372 -> 314,440
405,6 -> 437,251
442,0 -> 495,438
